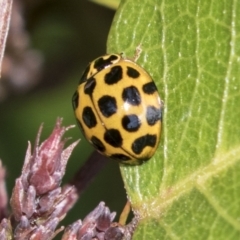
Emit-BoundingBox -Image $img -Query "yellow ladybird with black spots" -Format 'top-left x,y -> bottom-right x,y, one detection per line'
72,53 -> 163,165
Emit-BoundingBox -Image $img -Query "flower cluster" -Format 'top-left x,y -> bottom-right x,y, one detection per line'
62,202 -> 124,240
0,119 -> 135,239
10,118 -> 79,239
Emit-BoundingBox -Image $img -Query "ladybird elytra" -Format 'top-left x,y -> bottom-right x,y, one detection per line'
72,53 -> 162,165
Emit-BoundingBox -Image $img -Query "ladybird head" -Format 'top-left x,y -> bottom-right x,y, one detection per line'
79,54 -> 122,84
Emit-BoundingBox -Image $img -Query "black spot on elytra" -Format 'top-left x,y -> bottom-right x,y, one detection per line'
111,153 -> 131,161
104,66 -> 123,85
91,136 -> 106,152
84,77 -> 96,95
104,129 -> 123,147
122,114 -> 141,132
98,96 -> 117,118
142,82 -> 157,94
82,106 -> 97,128
132,134 -> 157,154
79,64 -> 91,84
146,106 -> 162,125
122,86 -> 141,106
72,91 -> 79,110
127,67 -> 140,78
93,55 -> 119,72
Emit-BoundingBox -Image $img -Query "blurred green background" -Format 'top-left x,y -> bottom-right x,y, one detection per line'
0,0 -> 126,231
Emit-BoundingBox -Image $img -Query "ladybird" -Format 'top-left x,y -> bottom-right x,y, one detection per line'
72,53 -> 162,165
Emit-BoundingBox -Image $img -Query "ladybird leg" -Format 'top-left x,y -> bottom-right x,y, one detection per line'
119,200 -> 131,225
133,44 -> 142,62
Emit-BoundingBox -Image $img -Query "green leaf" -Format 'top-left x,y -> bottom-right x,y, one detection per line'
107,0 -> 240,238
